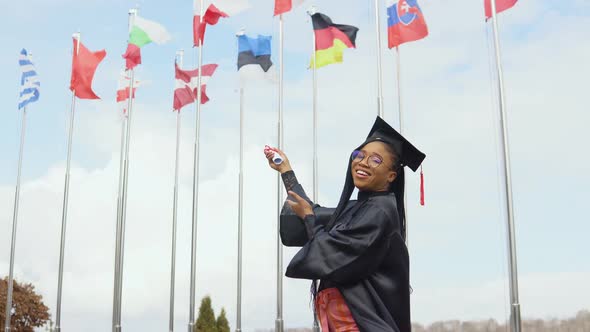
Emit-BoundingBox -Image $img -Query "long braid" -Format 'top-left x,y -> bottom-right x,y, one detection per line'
383,143 -> 406,241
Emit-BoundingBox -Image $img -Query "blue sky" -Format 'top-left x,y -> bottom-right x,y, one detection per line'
1,0 -> 589,331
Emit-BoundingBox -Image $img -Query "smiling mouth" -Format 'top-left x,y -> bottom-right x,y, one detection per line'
354,169 -> 371,178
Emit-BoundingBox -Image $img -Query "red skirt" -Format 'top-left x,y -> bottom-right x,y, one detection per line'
315,288 -> 360,332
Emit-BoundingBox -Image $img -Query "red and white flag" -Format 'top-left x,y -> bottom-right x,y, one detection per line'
116,72 -> 140,115
70,36 -> 106,100
274,0 -> 304,16
193,0 -> 250,46
173,63 -> 218,111
484,0 -> 518,19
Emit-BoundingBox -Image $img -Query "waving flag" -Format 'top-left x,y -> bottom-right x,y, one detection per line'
70,37 -> 106,100
193,5 -> 228,46
123,15 -> 171,69
117,72 -> 140,115
237,34 -> 276,82
310,13 -> 358,69
485,0 -> 518,19
193,0 -> 250,46
198,0 -> 251,16
18,49 -> 40,110
174,63 -> 218,110
274,0 -> 304,16
387,0 -> 428,48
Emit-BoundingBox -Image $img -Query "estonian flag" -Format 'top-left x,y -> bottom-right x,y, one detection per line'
237,34 -> 276,83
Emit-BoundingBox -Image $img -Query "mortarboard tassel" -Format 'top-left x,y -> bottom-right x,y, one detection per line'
420,165 -> 425,206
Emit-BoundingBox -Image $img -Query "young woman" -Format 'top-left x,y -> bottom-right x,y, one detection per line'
264,117 -> 425,332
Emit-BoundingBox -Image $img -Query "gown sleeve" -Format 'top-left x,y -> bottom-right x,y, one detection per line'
285,202 -> 396,284
279,171 -> 335,247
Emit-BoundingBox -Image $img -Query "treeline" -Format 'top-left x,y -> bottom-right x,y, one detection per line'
254,310 -> 590,332
411,310 -> 590,332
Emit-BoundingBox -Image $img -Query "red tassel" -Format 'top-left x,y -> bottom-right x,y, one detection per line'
420,166 -> 425,206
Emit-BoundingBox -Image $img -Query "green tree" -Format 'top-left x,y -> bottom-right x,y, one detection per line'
216,308 -> 230,332
0,277 -> 50,332
195,296 -> 217,332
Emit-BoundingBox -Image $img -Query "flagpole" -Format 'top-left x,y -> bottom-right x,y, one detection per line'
115,66 -> 135,332
489,1 -> 521,331
4,106 -> 28,332
235,29 -> 245,332
188,0 -> 204,329
114,9 -> 138,332
395,47 -> 402,129
394,47 -> 410,244
236,87 -> 244,332
308,6 -> 319,206
236,86 -> 245,332
112,102 -> 127,331
168,50 -> 184,332
306,7 -> 320,332
275,13 -> 285,332
374,0 -> 384,118
54,32 -> 81,332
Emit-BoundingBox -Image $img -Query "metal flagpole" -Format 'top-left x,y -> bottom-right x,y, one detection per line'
308,6 -> 319,206
169,50 -> 184,332
489,1 -> 521,331
114,9 -> 138,332
394,47 -> 409,243
235,29 -> 245,332
374,0 -> 385,118
306,6 -> 320,332
112,103 -> 127,331
4,106 -> 28,332
236,86 -> 244,332
55,32 -> 81,332
275,13 -> 285,332
395,48 -> 402,130
236,87 -> 244,332
189,0 -> 204,329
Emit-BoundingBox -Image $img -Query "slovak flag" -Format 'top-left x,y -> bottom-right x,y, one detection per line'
386,0 -> 428,49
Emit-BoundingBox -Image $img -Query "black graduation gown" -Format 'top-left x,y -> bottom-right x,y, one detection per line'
281,182 -> 411,332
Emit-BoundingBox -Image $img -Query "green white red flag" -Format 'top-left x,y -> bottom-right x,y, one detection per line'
122,15 -> 171,69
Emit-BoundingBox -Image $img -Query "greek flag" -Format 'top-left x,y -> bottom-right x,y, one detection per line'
18,49 -> 40,110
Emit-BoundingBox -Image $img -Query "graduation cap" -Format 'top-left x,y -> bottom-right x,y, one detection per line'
326,116 -> 427,238
358,116 -> 426,172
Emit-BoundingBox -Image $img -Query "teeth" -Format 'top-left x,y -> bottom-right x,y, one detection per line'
356,170 -> 369,176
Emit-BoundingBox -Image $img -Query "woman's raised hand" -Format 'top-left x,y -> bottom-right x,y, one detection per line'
286,191 -> 314,219
264,146 -> 292,174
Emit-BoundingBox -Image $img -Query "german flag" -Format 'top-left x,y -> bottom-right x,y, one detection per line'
311,13 -> 359,69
